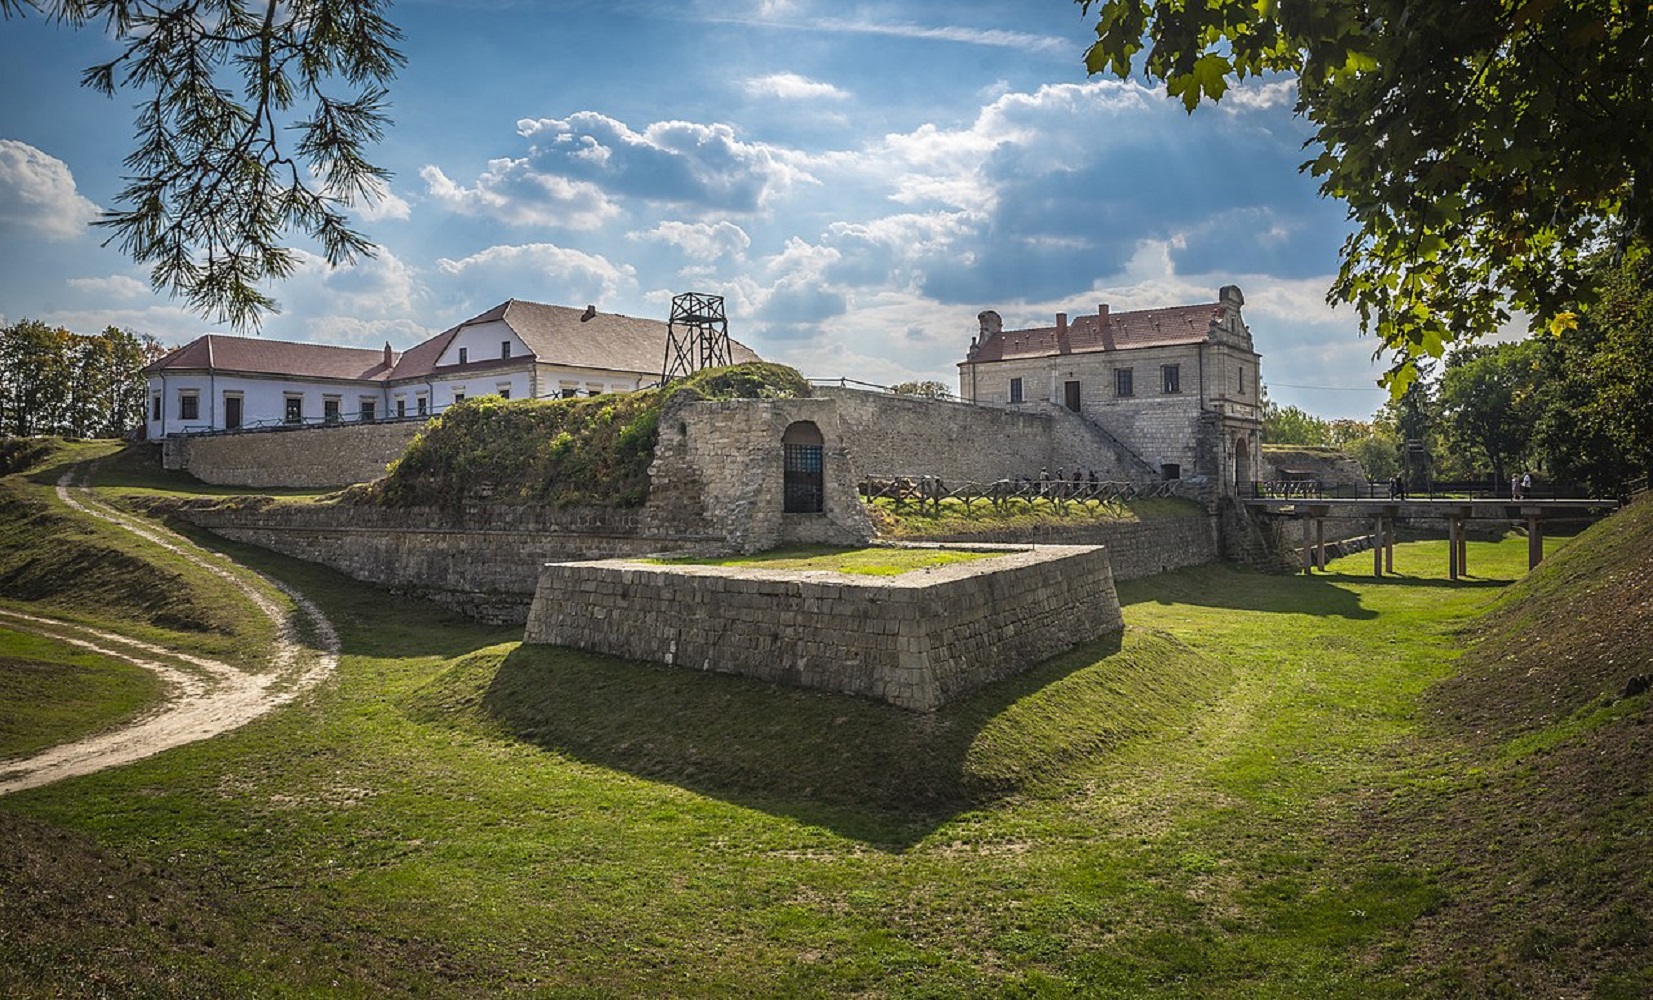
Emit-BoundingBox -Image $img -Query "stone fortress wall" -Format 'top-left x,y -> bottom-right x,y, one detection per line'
163,421 -> 424,488
183,503 -> 720,623
524,544 -> 1125,712
812,387 -> 1158,482
171,390 -> 1236,626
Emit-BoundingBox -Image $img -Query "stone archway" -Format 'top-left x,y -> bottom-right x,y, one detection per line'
782,420 -> 825,513
1234,434 -> 1250,488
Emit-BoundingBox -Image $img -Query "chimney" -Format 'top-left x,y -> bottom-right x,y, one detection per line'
383,342 -> 393,367
580,304 -> 597,322
1097,304 -> 1115,351
1055,312 -> 1070,353
977,310 -> 1002,337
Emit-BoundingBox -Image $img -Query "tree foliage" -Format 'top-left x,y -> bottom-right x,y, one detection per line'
1261,399 -> 1332,446
889,380 -> 954,399
1262,392 -> 1398,479
1529,247 -> 1653,491
1438,341 -> 1541,482
0,320 -> 166,437
2,0 -> 404,329
1077,0 -> 1653,390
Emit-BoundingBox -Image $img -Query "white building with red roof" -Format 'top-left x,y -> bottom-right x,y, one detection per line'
957,285 -> 1263,492
143,300 -> 760,439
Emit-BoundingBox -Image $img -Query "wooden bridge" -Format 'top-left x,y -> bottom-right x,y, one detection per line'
1242,497 -> 1621,578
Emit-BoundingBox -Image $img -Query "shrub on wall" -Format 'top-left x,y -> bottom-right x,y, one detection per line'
370,363 -> 809,509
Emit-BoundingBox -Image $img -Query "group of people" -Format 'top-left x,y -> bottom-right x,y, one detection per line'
1385,471 -> 1537,500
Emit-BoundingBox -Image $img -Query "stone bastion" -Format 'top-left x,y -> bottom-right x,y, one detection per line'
523,543 -> 1124,712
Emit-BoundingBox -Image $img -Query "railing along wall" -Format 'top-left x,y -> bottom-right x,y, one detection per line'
859,475 -> 1186,514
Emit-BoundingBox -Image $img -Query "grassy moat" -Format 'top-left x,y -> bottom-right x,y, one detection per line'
1,440 -> 1649,996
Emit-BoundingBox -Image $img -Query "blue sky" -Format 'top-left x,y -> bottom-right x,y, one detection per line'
0,0 -> 1393,419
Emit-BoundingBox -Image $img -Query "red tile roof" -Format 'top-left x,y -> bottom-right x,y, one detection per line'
143,335 -> 396,380
968,302 -> 1227,363
389,299 -> 760,380
147,299 -> 763,385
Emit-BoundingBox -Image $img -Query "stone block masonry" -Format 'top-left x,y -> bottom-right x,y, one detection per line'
163,421 -> 424,488
179,503 -> 720,624
523,544 -> 1125,712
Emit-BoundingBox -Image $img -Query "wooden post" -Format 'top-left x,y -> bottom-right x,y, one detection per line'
1458,519 -> 1469,577
1315,517 -> 1327,569
1385,517 -> 1395,574
1302,516 -> 1314,574
1448,518 -> 1459,581
1528,515 -> 1543,569
1373,516 -> 1384,577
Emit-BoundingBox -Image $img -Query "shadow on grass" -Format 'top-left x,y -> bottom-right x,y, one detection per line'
159,518 -> 520,661
1117,564 -> 1378,619
1117,562 -> 1514,619
475,632 -> 1124,848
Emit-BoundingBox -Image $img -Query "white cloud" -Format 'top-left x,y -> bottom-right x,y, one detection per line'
420,161 -> 619,229
517,112 -> 816,212
354,182 -> 413,222
40,303 -> 207,346
66,274 -> 150,300
435,243 -> 638,306
628,220 -> 751,261
805,17 -> 1068,55
0,140 -> 99,240
742,73 -> 849,101
1221,78 -> 1298,112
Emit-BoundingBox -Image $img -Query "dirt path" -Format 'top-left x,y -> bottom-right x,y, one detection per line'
0,468 -> 338,795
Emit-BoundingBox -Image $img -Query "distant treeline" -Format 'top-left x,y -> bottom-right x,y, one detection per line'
0,320 -> 168,439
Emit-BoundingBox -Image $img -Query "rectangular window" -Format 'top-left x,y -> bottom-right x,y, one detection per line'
1161,463 -> 1181,480
1064,380 -> 1081,412
178,392 -> 200,421
395,397 -> 407,418
1008,377 -> 1023,404
323,397 -> 341,424
458,346 -> 468,364
560,388 -> 578,399
151,395 -> 162,421
223,394 -> 242,430
586,383 -> 604,397
284,396 -> 303,424
1162,364 -> 1181,394
416,395 -> 428,416
1237,366 -> 1246,395
453,392 -> 466,405
1115,368 -> 1134,397
497,385 -> 511,399
501,340 -> 511,360
360,399 -> 376,423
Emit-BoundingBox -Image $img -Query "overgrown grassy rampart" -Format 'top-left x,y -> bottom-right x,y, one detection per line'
367,362 -> 808,509
0,441 -> 279,666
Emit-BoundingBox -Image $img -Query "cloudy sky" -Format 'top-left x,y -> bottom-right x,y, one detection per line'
0,0 -> 1392,419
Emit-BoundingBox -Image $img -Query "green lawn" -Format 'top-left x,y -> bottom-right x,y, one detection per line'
651,544 -> 1010,575
0,628 -> 165,759
2,457 -> 1642,996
